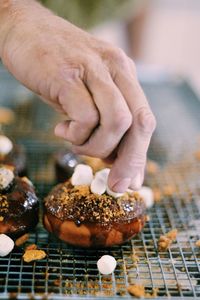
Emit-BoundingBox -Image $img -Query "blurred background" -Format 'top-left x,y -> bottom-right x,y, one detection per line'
40,0 -> 200,94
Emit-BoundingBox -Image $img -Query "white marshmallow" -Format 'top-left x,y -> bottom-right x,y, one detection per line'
95,168 -> 110,180
0,167 -> 14,190
0,234 -> 14,257
90,168 -> 110,195
106,185 -> 124,199
97,255 -> 117,275
91,177 -> 107,195
138,186 -> 154,208
0,135 -> 13,155
71,164 -> 93,186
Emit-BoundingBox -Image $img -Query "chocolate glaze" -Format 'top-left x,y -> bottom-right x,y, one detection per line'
44,181 -> 146,247
0,176 -> 39,237
0,144 -> 27,176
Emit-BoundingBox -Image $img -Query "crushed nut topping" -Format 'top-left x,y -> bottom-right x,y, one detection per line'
44,181 -> 145,226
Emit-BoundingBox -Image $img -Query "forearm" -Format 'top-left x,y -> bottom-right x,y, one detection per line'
0,0 -> 52,58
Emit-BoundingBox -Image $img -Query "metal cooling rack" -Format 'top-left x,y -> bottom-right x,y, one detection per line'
0,64 -> 200,299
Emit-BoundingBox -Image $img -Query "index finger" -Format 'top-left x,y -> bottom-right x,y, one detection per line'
107,57 -> 156,192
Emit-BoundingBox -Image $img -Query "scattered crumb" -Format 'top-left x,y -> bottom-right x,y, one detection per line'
146,215 -> 150,222
146,160 -> 160,175
0,107 -> 15,124
54,278 -> 61,286
23,249 -> 46,263
158,229 -> 178,251
25,244 -> 37,251
127,284 -> 158,298
163,185 -> 176,197
153,188 -> 162,202
166,229 -> 178,240
131,250 -> 140,268
15,234 -> 29,246
181,267 -> 185,272
196,240 -> 200,247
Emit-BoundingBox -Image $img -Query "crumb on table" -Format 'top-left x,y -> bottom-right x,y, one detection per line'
196,240 -> 200,247
131,250 -> 140,268
127,284 -> 158,298
23,249 -> 46,263
158,229 -> 178,251
152,188 -> 162,202
146,160 -> 160,175
15,234 -> 29,246
25,244 -> 37,251
163,185 -> 176,197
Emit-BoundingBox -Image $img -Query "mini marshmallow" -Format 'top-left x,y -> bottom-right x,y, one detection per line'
0,234 -> 14,257
71,164 -> 93,186
0,135 -> 13,155
91,177 -> 107,195
106,185 -> 124,199
95,168 -> 110,180
90,168 -> 110,195
0,167 -> 14,191
97,255 -> 117,275
138,186 -> 154,208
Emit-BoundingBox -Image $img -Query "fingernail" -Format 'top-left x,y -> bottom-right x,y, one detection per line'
112,178 -> 131,193
131,173 -> 142,190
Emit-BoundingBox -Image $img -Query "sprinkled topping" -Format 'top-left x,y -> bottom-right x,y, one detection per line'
44,181 -> 145,226
0,135 -> 13,155
0,167 -> 14,191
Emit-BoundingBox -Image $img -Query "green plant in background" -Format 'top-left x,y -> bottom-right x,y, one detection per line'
40,0 -> 136,29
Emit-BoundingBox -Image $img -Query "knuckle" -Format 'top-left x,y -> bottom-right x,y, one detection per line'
136,108 -> 156,134
128,59 -> 137,75
106,47 -> 128,69
82,109 -> 99,129
112,110 -> 132,133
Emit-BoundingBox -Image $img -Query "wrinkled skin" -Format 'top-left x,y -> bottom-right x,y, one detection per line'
0,0 -> 156,192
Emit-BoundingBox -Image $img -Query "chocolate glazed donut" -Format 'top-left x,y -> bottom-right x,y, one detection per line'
0,168 -> 39,238
43,182 -> 146,248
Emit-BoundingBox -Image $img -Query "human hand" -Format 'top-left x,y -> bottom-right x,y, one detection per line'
0,0 -> 156,192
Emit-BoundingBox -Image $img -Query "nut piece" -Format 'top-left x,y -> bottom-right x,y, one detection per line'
25,244 -> 37,251
138,186 -> 154,208
196,240 -> 200,247
15,233 -> 29,246
146,160 -> 160,175
127,284 -> 158,298
97,255 -> 117,275
0,234 -> 14,257
0,135 -> 13,155
23,249 -> 46,263
71,164 -> 93,186
158,229 -> 177,251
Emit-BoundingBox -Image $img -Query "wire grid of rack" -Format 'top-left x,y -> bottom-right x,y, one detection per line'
0,67 -> 200,299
